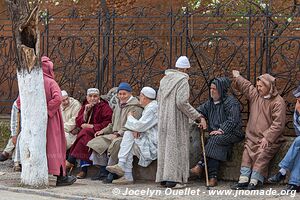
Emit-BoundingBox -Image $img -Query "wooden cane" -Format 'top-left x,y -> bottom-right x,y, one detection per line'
200,127 -> 209,189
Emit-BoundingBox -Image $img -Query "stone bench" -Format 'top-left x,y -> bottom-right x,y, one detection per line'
133,124 -> 295,182
218,137 -> 294,181
0,119 -> 293,182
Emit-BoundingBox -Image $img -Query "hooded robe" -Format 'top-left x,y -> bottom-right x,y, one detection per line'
155,69 -> 201,184
196,77 -> 244,162
61,97 -> 81,149
42,56 -> 66,176
234,74 -> 286,178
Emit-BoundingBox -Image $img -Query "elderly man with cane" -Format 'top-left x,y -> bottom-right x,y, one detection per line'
190,77 -> 244,187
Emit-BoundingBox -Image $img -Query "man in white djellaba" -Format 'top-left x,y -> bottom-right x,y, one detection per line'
106,86 -> 158,184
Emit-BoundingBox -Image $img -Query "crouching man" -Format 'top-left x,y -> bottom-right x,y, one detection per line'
231,70 -> 286,190
106,87 -> 158,184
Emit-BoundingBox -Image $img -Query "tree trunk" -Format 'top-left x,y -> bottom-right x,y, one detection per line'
6,0 -> 48,187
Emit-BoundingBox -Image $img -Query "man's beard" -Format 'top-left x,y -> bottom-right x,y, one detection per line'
211,94 -> 220,102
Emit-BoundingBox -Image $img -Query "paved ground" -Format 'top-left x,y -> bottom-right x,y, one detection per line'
0,159 -> 299,200
0,190 -> 64,200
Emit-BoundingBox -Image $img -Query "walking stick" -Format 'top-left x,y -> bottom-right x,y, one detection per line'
200,128 -> 210,190
194,122 -> 210,190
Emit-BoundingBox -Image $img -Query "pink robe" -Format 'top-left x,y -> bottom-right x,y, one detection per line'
42,56 -> 66,176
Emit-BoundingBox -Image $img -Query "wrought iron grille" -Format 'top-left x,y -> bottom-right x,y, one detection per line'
0,1 -> 299,135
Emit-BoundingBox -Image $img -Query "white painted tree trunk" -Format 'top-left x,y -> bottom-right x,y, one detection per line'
18,67 -> 48,187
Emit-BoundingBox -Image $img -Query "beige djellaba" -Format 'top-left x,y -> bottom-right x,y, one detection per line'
156,69 -> 201,184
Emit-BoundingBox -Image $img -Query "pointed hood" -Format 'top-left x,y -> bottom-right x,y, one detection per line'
256,73 -> 278,97
209,77 -> 231,101
42,56 -> 55,79
159,69 -> 189,99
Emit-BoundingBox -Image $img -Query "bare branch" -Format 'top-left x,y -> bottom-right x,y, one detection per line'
6,0 -> 17,14
5,0 -> 13,5
248,0 -> 300,45
269,0 -> 299,44
247,0 -> 266,14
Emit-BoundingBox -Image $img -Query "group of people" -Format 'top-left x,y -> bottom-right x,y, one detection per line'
0,55 -> 299,193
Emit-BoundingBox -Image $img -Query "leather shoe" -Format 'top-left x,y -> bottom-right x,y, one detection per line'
208,178 -> 218,187
76,171 -> 87,179
231,182 -> 249,190
268,172 -> 286,183
165,181 -> 177,188
160,181 -> 167,187
91,168 -> 108,181
0,152 -> 9,162
189,165 -> 203,177
56,175 -> 77,186
284,184 -> 300,193
102,173 -> 119,184
247,182 -> 262,190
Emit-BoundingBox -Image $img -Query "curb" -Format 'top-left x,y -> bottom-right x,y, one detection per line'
0,185 -> 104,200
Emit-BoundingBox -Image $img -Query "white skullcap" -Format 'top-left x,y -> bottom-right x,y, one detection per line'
175,56 -> 191,69
141,87 -> 156,99
61,90 -> 68,97
87,88 -> 100,95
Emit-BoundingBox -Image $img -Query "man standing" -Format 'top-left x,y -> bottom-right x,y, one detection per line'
60,90 -> 81,150
87,82 -> 143,183
156,56 -> 201,189
231,70 -> 286,190
42,56 -> 76,186
268,85 -> 300,192
190,77 -> 244,187
106,87 -> 158,184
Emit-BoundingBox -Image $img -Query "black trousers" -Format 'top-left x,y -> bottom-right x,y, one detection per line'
207,157 -> 220,179
67,155 -> 88,173
197,157 -> 220,179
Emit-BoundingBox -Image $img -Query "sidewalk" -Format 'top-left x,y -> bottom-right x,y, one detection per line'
0,159 -> 298,200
